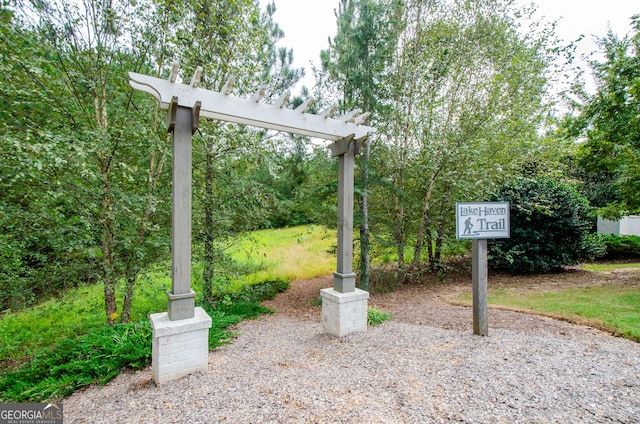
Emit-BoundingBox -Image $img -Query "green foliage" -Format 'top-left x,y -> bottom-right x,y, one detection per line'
0,285 -> 106,366
0,278 -> 289,402
367,307 -> 391,326
322,0 -> 402,112
322,0 -> 405,290
207,278 -> 290,306
258,138 -> 323,228
0,321 -> 152,402
599,234 -> 640,260
489,176 -> 595,273
177,0 -> 305,302
582,233 -> 608,262
569,18 -> 640,217
354,0 -> 562,271
0,0 -> 173,320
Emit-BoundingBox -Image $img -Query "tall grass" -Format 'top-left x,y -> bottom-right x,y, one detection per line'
0,321 -> 152,401
0,279 -> 289,402
0,272 -> 170,367
1,225 -> 333,366
226,225 -> 335,285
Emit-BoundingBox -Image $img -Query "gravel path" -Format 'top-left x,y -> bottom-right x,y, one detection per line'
64,275 -> 640,423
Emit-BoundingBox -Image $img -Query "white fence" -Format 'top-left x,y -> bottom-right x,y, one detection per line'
597,216 -> 640,236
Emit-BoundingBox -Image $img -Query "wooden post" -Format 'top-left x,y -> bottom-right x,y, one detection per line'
332,138 -> 356,293
167,104 -> 196,320
472,239 -> 488,336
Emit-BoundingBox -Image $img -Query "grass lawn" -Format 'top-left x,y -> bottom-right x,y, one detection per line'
0,271 -> 171,367
459,284 -> 640,342
582,263 -> 640,271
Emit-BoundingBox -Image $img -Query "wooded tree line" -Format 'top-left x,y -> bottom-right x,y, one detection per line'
1,0 -> 638,318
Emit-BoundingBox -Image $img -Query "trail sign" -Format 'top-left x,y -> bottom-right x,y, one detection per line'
456,202 -> 510,239
455,201 -> 510,336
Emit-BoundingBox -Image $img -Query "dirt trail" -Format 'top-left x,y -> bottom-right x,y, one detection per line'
263,265 -> 640,336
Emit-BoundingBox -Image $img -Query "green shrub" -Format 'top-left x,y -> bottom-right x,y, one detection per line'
599,234 -> 640,259
0,321 -> 152,402
581,233 -> 608,261
0,278 -> 290,402
367,307 -> 391,326
207,278 -> 289,305
489,176 -> 595,273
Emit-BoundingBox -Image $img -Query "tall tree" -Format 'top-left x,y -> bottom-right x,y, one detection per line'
322,0 -> 403,290
155,0 -> 303,302
2,0 -> 172,322
374,0 -> 557,269
570,16 -> 640,218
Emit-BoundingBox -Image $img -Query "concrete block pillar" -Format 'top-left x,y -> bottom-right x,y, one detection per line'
321,288 -> 369,337
150,307 -> 212,385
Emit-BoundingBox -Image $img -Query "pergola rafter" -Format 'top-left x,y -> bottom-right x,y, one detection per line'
129,67 -> 374,142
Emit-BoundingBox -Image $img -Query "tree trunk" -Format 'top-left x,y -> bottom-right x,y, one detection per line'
203,139 -> 216,303
392,148 -> 408,269
412,171 -> 438,267
100,165 -> 117,325
394,196 -> 406,269
426,231 -> 433,265
391,12 -> 420,270
120,145 -> 167,323
359,139 -> 371,291
432,184 -> 451,266
434,229 -> 443,264
120,274 -> 136,324
95,80 -> 118,324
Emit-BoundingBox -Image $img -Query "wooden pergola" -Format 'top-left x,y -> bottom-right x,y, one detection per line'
130,65 -> 374,319
130,65 -> 374,383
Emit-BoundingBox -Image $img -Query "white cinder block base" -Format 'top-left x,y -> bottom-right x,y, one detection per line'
150,307 -> 212,385
321,288 -> 369,337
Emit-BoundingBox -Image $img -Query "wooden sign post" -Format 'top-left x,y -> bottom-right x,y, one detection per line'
456,202 -> 510,336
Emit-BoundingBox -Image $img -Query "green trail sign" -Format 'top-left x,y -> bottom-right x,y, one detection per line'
456,202 -> 510,239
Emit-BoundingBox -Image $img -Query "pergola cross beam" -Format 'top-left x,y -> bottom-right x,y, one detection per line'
129,71 -> 373,141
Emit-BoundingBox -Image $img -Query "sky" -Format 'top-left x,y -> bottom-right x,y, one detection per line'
269,0 -> 639,93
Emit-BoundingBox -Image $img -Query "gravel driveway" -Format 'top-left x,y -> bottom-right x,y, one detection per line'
64,274 -> 640,423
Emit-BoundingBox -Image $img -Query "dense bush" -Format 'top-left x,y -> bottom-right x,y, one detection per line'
488,176 -> 598,273
206,278 -> 289,306
599,234 -> 640,259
